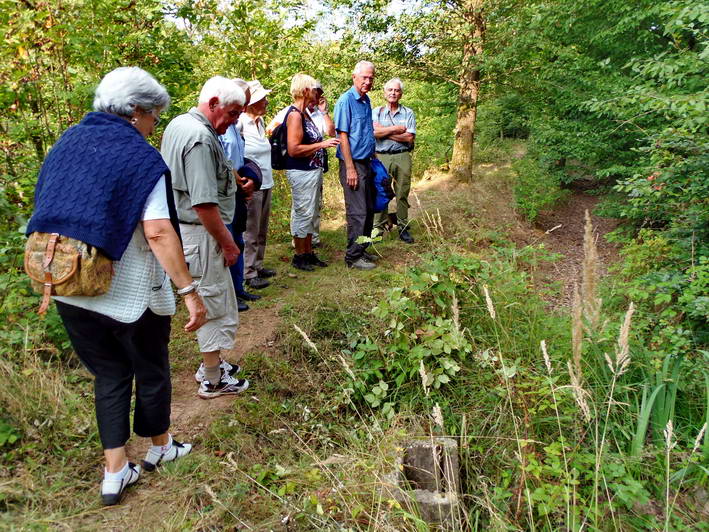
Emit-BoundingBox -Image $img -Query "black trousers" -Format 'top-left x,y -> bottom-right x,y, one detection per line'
56,301 -> 172,449
339,158 -> 375,263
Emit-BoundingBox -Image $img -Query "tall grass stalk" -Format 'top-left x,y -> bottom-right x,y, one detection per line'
540,339 -> 573,530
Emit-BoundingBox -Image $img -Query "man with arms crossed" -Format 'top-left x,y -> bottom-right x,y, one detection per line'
333,61 -> 378,270
373,78 -> 416,244
161,76 -> 249,399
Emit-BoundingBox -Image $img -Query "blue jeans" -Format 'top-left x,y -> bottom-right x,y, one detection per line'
227,224 -> 246,296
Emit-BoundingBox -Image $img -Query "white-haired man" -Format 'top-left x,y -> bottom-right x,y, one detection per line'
161,76 -> 249,399
373,78 -> 416,244
333,60 -> 378,269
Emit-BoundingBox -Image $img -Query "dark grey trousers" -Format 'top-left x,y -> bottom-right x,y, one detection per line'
339,158 -> 375,263
56,302 -> 172,449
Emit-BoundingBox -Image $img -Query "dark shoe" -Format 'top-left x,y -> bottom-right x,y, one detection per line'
237,299 -> 249,312
346,257 -> 376,270
362,250 -> 380,262
257,268 -> 277,278
237,291 -> 261,302
399,228 -> 415,244
306,252 -> 328,268
292,254 -> 315,271
246,277 -> 270,290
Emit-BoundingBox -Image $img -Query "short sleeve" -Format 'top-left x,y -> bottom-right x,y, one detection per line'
184,142 -> 219,206
406,108 -> 417,135
141,175 -> 170,220
334,96 -> 351,134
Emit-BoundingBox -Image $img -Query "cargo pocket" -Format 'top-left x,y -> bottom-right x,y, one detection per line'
199,283 -> 228,320
182,244 -> 203,278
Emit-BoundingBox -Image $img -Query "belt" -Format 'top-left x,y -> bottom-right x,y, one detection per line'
377,148 -> 412,155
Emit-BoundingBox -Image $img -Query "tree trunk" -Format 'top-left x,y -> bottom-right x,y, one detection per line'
450,1 -> 485,183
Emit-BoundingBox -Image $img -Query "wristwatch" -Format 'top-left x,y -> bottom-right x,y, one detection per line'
176,280 -> 199,296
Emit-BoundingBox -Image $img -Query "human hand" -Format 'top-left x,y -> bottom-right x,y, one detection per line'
237,175 -> 255,200
346,167 -> 358,189
183,292 -> 207,332
394,125 -> 407,134
321,138 -> 340,149
318,96 -> 328,113
221,239 -> 240,267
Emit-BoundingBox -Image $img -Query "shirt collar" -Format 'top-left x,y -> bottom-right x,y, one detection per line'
188,107 -> 218,138
349,86 -> 369,102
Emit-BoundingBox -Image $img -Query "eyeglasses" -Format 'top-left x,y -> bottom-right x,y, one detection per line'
149,109 -> 161,126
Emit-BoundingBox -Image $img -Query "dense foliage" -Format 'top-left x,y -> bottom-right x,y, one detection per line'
0,0 -> 707,529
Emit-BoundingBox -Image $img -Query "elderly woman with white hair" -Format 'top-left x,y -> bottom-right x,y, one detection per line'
284,73 -> 340,270
26,67 -> 207,505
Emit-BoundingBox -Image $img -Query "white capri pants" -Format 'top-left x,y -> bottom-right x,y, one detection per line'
286,168 -> 323,238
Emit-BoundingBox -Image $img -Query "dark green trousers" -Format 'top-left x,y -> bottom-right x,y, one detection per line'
374,151 -> 413,230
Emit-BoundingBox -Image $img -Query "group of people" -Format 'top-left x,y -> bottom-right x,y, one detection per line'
25,60 -> 417,505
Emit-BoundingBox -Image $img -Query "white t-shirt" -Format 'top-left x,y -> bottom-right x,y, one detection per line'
142,175 -> 170,220
239,114 -> 274,189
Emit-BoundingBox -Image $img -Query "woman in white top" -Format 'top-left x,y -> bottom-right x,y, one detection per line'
240,79 -> 277,290
26,67 -> 207,506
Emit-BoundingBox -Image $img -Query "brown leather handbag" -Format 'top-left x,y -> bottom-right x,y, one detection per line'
24,232 -> 114,314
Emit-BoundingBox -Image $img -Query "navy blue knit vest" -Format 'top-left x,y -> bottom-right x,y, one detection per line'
27,112 -> 169,260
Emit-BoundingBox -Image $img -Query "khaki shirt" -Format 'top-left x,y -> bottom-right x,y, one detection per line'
161,108 -> 235,224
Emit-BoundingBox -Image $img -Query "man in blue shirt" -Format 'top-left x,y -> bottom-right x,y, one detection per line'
334,60 -> 378,270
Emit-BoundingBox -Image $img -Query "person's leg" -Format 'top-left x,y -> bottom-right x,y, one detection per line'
55,301 -> 141,504
339,161 -> 369,264
56,302 -> 133,457
312,173 -> 323,245
254,188 -> 272,274
373,153 -> 395,233
395,152 -> 413,231
361,160 -> 377,242
126,310 -> 172,440
227,223 -> 246,296
243,190 -> 263,281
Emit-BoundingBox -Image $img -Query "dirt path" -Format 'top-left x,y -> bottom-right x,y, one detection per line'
125,305 -> 282,459
513,191 -> 621,306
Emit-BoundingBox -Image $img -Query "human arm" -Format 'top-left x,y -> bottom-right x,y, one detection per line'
142,218 -> 207,332
338,131 -> 358,189
373,123 -> 407,139
192,203 -> 240,267
318,97 -> 336,137
286,111 -> 339,158
388,131 -> 415,143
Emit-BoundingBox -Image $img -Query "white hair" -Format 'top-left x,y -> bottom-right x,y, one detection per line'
198,76 -> 246,106
384,78 -> 404,92
353,61 -> 375,75
93,66 -> 170,116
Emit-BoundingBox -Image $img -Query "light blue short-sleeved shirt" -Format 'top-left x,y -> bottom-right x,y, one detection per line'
220,123 -> 245,171
373,104 -> 416,153
334,86 -> 375,161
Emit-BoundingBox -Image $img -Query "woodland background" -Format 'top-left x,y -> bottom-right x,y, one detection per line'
0,0 -> 707,530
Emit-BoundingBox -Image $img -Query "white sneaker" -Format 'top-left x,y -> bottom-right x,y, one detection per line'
194,359 -> 241,383
101,462 -> 140,506
198,372 -> 249,399
142,436 -> 192,471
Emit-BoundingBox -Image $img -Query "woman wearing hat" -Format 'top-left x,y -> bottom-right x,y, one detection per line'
239,80 -> 277,290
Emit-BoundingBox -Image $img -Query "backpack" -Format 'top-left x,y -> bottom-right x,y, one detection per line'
269,121 -> 288,170
371,158 -> 395,213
